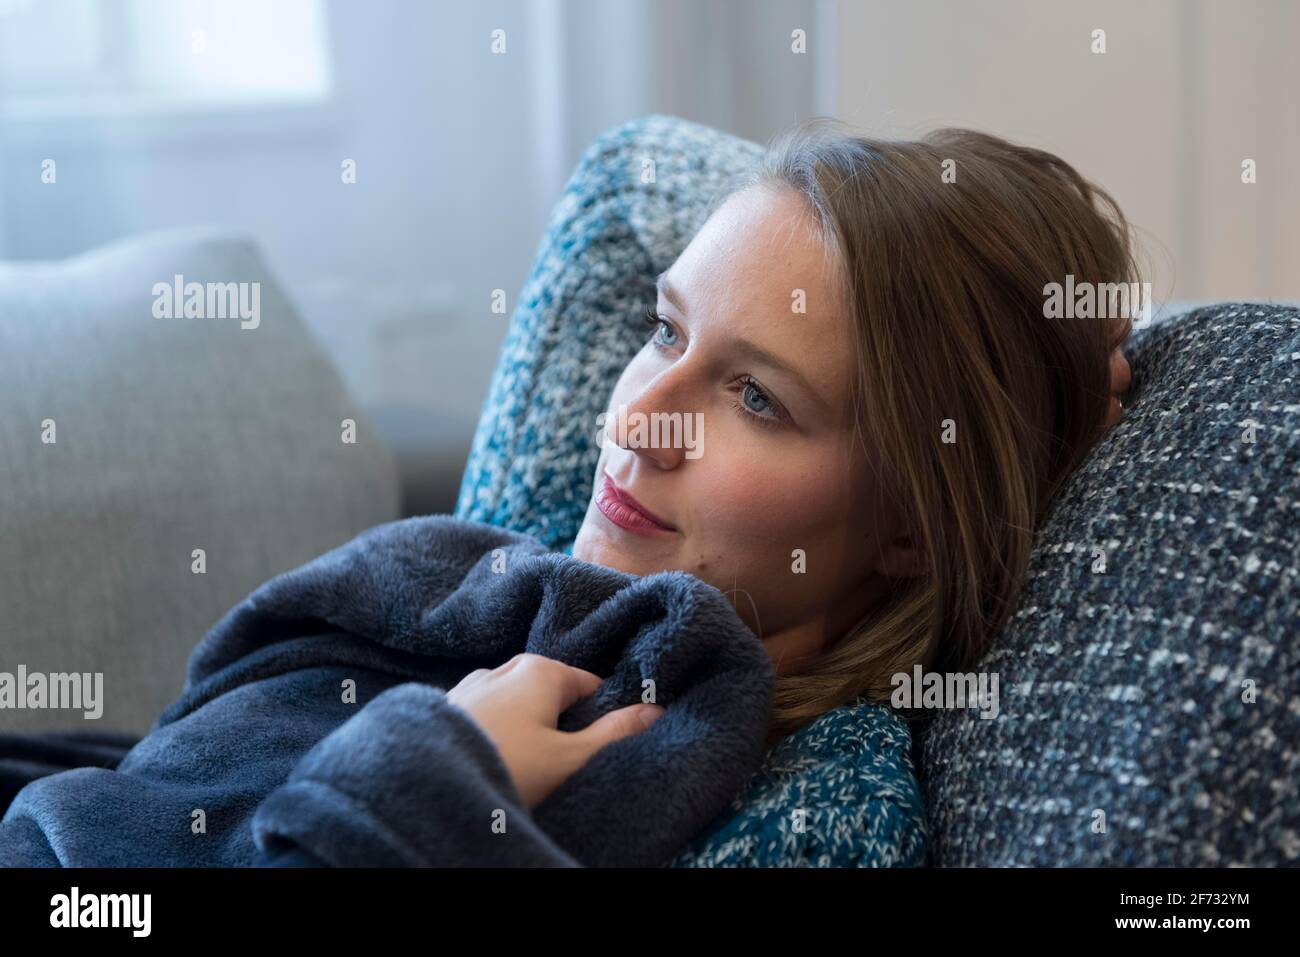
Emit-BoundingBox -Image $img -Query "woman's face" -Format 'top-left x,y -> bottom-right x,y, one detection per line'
571,186 -> 922,675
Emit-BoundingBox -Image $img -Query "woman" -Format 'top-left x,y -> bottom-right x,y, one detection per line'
451,119 -> 1137,813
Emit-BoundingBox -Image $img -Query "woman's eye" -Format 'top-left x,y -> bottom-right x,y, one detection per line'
734,375 -> 785,428
741,380 -> 771,415
643,308 -> 678,347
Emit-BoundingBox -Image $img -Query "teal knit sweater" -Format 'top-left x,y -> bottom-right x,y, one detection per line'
669,698 -> 927,867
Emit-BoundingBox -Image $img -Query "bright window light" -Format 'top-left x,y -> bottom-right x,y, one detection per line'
0,0 -> 331,117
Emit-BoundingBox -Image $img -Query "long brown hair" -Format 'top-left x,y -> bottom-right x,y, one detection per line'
723,120 -> 1138,745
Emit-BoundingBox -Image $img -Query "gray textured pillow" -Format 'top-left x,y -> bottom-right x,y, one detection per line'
920,303 -> 1300,866
0,228 -> 400,734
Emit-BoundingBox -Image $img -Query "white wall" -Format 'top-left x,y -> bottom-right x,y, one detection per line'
831,0 -> 1299,302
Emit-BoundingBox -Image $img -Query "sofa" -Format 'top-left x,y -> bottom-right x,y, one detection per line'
2,114 -> 1295,866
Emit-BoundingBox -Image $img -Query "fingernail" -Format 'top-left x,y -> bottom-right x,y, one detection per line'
639,705 -> 664,728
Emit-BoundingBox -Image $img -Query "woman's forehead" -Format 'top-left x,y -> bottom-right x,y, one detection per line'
673,187 -> 842,309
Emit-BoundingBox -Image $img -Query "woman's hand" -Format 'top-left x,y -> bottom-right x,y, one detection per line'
1105,345 -> 1132,428
445,653 -> 665,810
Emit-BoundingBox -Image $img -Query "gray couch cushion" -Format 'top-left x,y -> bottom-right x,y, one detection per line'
920,302 -> 1300,866
0,228 -> 400,734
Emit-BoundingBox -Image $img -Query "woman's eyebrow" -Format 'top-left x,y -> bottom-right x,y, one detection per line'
656,271 -> 686,313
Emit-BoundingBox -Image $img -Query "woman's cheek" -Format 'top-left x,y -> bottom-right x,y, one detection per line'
696,448 -> 825,543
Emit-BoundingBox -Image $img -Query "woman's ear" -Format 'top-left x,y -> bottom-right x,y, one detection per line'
874,533 -> 927,579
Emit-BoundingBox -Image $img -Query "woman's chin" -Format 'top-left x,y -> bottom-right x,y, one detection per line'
571,520 -> 621,569
572,520 -> 674,578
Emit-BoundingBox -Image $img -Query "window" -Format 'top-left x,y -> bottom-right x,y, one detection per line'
0,0 -> 331,119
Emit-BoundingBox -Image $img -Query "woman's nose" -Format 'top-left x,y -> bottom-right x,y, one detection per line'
604,376 -> 692,468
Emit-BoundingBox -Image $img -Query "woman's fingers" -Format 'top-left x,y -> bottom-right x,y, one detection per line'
499,653 -> 604,715
572,703 -> 665,756
444,653 -> 662,809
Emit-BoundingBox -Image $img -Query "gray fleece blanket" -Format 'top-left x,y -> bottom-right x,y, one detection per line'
0,516 -> 775,867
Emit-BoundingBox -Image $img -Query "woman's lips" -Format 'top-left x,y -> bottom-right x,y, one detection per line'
596,471 -> 677,535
